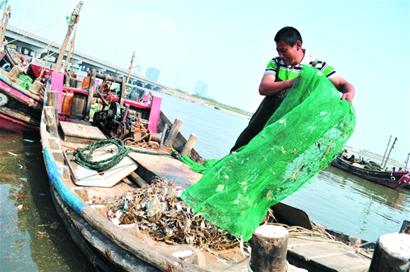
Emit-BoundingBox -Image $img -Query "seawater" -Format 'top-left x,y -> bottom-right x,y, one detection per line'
0,131 -> 93,271
0,92 -> 408,271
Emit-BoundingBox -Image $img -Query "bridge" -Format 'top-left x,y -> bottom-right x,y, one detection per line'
5,25 -> 167,92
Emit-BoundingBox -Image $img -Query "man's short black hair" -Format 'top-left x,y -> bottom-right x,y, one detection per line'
274,26 -> 303,46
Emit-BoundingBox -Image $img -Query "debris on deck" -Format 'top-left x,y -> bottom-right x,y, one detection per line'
104,179 -> 240,251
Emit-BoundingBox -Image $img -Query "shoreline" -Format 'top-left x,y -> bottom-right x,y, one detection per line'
160,88 -> 251,119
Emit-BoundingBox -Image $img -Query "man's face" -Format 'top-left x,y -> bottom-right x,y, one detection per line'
276,40 -> 302,66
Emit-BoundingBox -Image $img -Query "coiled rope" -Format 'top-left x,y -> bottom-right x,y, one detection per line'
74,138 -> 130,171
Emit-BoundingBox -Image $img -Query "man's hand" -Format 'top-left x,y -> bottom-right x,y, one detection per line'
341,90 -> 355,103
330,76 -> 355,104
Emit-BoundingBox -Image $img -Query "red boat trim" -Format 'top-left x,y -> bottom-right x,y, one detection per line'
0,112 -> 38,132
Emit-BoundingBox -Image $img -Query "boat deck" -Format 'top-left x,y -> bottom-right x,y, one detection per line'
130,151 -> 372,272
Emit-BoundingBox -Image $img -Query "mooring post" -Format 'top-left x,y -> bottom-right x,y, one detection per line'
164,118 -> 183,148
368,232 -> 410,272
249,225 -> 289,272
181,134 -> 198,156
400,220 -> 410,234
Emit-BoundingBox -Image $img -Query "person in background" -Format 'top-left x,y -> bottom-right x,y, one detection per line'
230,26 -> 355,152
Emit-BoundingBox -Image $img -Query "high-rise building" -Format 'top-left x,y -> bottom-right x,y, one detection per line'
194,80 -> 208,97
146,67 -> 160,82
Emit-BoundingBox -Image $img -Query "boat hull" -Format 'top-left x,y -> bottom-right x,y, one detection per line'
331,157 -> 408,189
50,184 -> 159,272
0,111 -> 38,133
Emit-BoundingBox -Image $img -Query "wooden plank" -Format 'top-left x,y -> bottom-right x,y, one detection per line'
288,237 -> 370,271
65,152 -> 137,188
60,121 -> 106,142
128,152 -> 202,188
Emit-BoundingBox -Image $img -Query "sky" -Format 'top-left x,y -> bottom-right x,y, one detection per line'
7,0 -> 410,162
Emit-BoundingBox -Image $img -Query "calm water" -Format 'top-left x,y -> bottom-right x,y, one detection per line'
0,131 -> 93,271
0,93 -> 409,270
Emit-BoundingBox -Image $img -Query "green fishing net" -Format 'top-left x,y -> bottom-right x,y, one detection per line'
180,156 -> 218,173
18,74 -> 33,90
181,66 -> 355,241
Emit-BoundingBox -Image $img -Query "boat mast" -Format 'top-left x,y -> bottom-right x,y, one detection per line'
126,51 -> 136,92
65,23 -> 78,68
381,135 -> 392,166
55,1 -> 83,72
404,153 -> 410,171
382,137 -> 397,169
0,3 -> 11,52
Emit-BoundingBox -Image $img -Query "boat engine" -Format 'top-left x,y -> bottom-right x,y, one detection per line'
92,102 -> 136,139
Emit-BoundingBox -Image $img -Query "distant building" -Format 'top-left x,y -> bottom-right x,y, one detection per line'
146,67 -> 160,82
194,80 -> 208,97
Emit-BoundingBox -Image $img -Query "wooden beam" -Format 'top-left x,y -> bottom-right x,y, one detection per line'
128,172 -> 148,188
84,68 -> 96,120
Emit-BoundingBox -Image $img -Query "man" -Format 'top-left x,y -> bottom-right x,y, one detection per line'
230,26 -> 355,152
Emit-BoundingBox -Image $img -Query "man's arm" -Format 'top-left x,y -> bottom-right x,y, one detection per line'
259,74 -> 295,96
330,75 -> 355,103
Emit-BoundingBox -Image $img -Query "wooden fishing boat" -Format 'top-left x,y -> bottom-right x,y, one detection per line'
39,68 -> 373,271
331,156 -> 409,190
0,62 -> 43,132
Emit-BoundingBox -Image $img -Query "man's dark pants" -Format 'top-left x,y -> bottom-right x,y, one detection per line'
230,95 -> 284,152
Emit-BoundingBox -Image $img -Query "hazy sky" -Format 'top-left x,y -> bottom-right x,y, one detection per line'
7,0 -> 410,162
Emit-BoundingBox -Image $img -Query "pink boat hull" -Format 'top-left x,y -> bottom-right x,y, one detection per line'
0,112 -> 38,133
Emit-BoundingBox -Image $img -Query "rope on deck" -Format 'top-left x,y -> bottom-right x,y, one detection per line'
74,138 -> 130,171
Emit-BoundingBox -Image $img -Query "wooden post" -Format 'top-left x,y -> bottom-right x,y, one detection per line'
249,225 -> 288,272
44,106 -> 59,138
160,123 -> 168,146
400,220 -> 410,234
30,79 -> 44,95
119,76 -> 127,108
164,118 -> 182,148
84,68 -> 96,120
368,233 -> 410,272
181,134 -> 198,156
47,91 -> 58,108
7,66 -> 21,82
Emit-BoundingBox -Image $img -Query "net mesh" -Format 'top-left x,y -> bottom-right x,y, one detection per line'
181,66 -> 355,241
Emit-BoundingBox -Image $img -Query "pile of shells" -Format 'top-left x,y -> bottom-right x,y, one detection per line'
105,179 -> 240,251
123,137 -> 160,149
